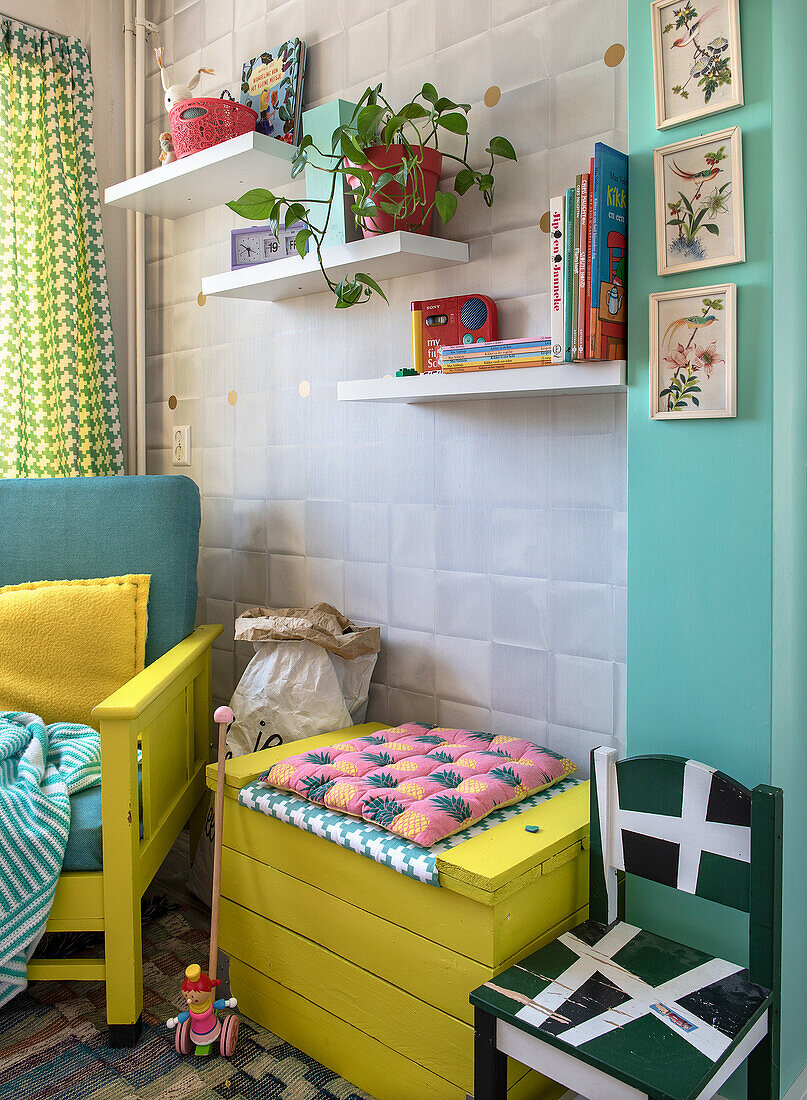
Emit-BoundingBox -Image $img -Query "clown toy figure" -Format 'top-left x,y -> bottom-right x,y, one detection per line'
166,963 -> 239,1056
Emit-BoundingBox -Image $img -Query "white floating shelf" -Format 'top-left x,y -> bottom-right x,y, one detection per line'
201,231 -> 469,302
337,361 -> 627,403
103,132 -> 297,219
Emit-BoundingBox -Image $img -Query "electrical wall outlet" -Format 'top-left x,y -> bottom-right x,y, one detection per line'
172,424 -> 191,466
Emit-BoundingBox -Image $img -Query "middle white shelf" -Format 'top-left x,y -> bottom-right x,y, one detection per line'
200,231 -> 469,302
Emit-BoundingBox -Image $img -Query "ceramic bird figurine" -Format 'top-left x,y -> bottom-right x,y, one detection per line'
671,6 -> 718,48
663,312 -> 717,348
159,132 -> 176,165
155,46 -> 214,113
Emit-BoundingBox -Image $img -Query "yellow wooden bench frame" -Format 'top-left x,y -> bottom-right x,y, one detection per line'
26,623 -> 222,1044
209,730 -> 591,1099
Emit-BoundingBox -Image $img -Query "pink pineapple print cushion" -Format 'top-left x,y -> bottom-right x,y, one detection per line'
261,723 -> 578,846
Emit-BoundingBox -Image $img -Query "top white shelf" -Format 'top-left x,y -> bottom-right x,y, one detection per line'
103,131 -> 297,219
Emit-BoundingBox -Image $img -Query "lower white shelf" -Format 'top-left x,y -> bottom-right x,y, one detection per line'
337,361 -> 627,403
200,231 -> 469,302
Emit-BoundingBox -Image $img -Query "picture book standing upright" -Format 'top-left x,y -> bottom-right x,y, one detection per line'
549,197 -> 565,363
563,187 -> 575,361
576,171 -> 589,359
240,39 -> 306,144
589,143 -> 628,360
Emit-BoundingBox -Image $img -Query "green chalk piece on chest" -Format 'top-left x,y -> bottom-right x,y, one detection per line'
524,824 -> 540,833
301,99 -> 363,250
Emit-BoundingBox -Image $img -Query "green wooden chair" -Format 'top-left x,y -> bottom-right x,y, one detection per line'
470,748 -> 782,1100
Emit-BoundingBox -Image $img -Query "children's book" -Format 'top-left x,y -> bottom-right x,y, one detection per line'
577,172 -> 589,359
549,196 -> 565,364
585,155 -> 594,359
240,39 -> 307,145
442,355 -> 550,373
440,337 -> 550,357
572,174 -> 582,360
563,187 -> 575,361
589,143 -> 628,361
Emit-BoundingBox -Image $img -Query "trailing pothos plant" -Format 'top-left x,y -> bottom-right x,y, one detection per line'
227,83 -> 517,308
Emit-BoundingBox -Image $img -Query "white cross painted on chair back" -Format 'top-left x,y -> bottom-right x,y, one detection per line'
593,748 -> 752,925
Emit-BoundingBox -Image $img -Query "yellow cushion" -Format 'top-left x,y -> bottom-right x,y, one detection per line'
0,575 -> 150,729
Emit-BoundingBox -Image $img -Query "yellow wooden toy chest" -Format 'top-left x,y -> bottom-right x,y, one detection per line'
207,723 -> 590,1100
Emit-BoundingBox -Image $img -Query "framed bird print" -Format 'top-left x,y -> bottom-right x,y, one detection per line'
649,283 -> 736,420
650,0 -> 743,130
654,126 -> 744,276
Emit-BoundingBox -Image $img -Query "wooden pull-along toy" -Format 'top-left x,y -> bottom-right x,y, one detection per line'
166,706 -> 239,1057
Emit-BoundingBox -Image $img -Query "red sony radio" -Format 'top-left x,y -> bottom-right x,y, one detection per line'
411,294 -> 498,373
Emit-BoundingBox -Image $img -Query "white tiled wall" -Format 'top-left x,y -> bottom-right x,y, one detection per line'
145,0 -> 628,774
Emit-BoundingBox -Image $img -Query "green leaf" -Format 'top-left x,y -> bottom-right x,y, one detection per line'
356,272 -> 389,304
226,188 -> 275,221
383,113 -> 406,145
453,168 -> 475,195
487,135 -> 517,160
692,396 -> 700,406
284,203 -> 307,228
703,222 -> 720,234
477,173 -> 494,190
372,172 -> 397,191
434,190 -> 458,224
294,228 -> 311,259
340,131 -> 367,166
356,103 -> 384,143
437,112 -> 469,134
291,151 -> 308,178
399,103 -> 430,120
421,82 -> 438,105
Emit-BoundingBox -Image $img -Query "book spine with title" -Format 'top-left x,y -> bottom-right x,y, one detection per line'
571,174 -> 582,360
439,360 -> 554,378
585,155 -> 594,358
549,196 -> 565,363
590,143 -> 628,360
577,172 -> 589,359
563,187 -> 575,361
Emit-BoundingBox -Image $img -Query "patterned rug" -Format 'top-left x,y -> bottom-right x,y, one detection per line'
0,907 -> 372,1100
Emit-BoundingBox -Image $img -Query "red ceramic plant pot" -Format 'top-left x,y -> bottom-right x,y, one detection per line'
345,144 -> 442,238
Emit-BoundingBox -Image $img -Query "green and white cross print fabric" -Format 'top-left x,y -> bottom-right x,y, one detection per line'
597,754 -> 752,909
474,918 -> 771,1100
0,20 -> 124,477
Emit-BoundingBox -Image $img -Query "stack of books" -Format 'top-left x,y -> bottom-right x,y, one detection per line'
438,338 -> 552,373
549,142 -> 628,364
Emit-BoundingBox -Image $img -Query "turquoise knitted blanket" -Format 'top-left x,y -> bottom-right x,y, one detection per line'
0,712 -> 101,1005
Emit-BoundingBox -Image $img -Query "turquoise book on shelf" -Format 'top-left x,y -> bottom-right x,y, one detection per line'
589,143 -> 628,361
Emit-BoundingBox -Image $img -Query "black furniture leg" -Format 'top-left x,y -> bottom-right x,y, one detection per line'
108,1014 -> 143,1048
748,1032 -> 778,1100
474,1006 -> 507,1100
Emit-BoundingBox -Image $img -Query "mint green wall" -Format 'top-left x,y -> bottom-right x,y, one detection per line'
770,0 -> 807,1093
627,0 -> 807,1093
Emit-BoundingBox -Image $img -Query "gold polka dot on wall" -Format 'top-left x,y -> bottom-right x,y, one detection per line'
604,43 -> 625,68
539,211 -> 551,234
197,290 -> 207,306
168,395 -> 177,410
298,380 -> 310,398
227,390 -> 238,406
484,85 -> 501,108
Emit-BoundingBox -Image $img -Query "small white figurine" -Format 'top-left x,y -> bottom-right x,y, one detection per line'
155,46 -> 214,113
159,132 -> 176,165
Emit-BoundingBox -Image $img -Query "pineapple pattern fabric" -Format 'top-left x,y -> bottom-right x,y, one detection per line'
262,723 -> 577,847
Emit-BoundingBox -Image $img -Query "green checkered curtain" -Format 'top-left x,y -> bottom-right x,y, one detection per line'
0,20 -> 124,477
